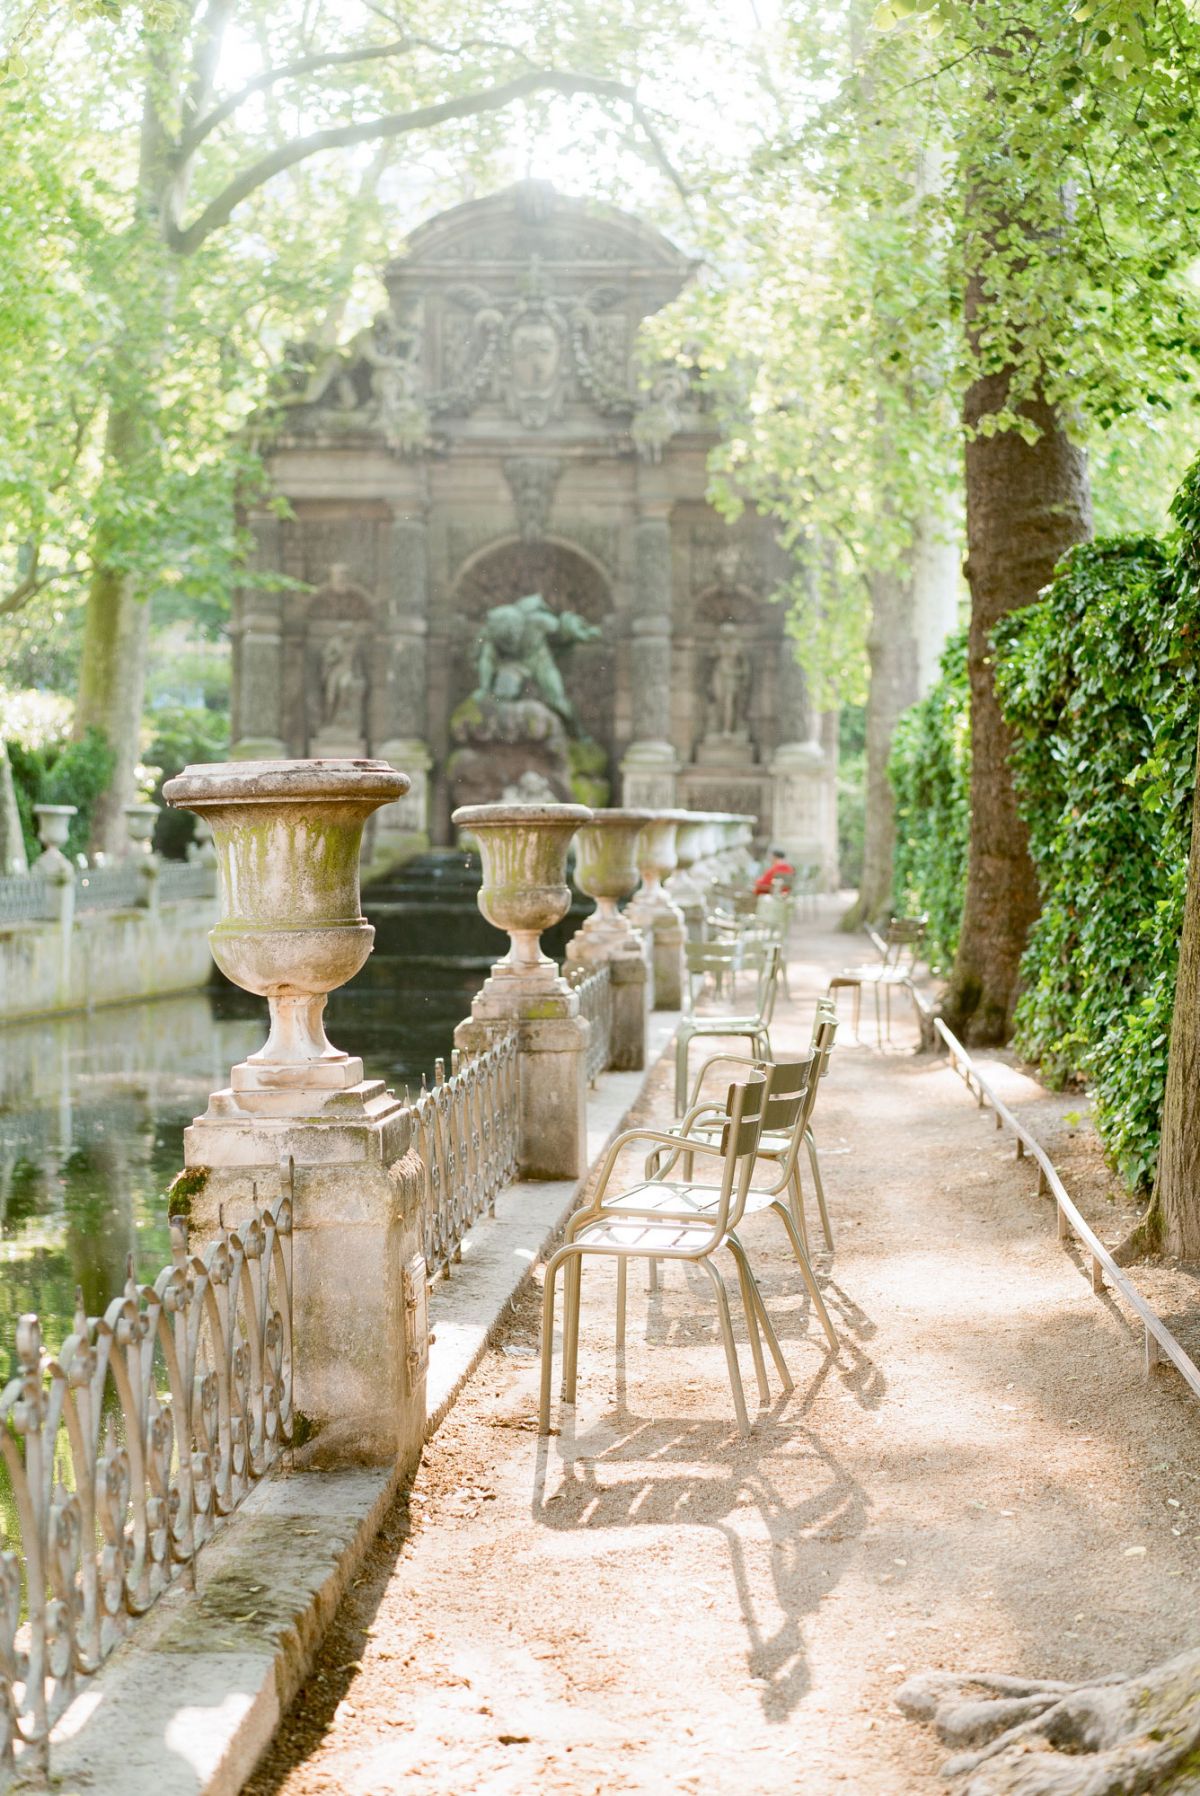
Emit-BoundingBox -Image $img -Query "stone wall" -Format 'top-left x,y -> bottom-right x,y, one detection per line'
0,898 -> 217,1023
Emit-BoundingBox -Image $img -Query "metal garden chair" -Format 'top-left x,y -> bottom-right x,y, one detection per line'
826,916 -> 927,1045
539,1072 -> 773,1437
674,939 -> 780,1112
630,1049 -> 840,1356
661,1003 -> 840,1256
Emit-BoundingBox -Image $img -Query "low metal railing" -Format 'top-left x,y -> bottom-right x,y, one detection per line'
156,862 -> 216,903
74,865 -> 143,911
0,1171 -> 292,1781
411,1034 -> 519,1282
933,1014 -> 1200,1398
566,962 -> 613,1086
0,877 -> 55,925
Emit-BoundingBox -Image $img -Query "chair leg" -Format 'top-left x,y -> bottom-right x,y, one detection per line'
539,1252 -> 562,1432
787,1163 -> 810,1252
806,1127 -> 835,1252
873,982 -> 882,1049
563,1254 -> 584,1402
770,1201 -> 840,1354
698,1258 -> 750,1437
648,1256 -> 659,1293
728,1240 -> 770,1405
616,1257 -> 627,1353
730,1235 -> 793,1393
675,1031 -> 690,1114
852,985 -> 861,1039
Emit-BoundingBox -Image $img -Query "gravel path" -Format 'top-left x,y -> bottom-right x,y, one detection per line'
244,916 -> 1200,1796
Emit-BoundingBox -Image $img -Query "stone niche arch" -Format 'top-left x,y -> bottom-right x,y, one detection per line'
449,537 -> 616,764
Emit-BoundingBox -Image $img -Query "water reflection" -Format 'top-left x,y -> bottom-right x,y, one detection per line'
0,956 -> 481,1364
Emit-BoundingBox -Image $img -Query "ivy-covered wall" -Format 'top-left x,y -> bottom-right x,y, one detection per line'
995,534 -> 1199,1190
888,479 -> 1200,1194
887,629 -> 970,973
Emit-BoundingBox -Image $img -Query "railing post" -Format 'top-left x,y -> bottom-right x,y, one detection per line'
451,802 -> 592,1179
164,756 -> 428,1470
565,809 -> 651,1069
32,808 -> 78,1008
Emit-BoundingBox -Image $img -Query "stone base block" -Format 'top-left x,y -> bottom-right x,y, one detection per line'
181,1102 -> 426,1472
456,1006 -> 589,1180
608,949 -> 649,1071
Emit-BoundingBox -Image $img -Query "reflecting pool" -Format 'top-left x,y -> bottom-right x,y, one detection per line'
0,956 -> 481,1368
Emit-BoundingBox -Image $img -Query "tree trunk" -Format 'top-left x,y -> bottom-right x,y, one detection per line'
74,398 -> 154,857
1144,714 -> 1200,1255
944,341 -> 1091,1042
0,740 -> 27,873
844,563 -> 920,928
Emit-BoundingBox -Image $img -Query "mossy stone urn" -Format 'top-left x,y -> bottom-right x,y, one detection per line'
567,808 -> 653,963
164,758 -> 408,1075
452,801 -> 592,987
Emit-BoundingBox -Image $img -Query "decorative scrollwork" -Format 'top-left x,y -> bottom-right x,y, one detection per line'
0,1177 -> 292,1781
410,1033 -> 519,1282
565,963 -> 613,1086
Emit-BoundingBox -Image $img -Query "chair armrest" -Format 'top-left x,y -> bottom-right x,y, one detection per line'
583,1126 -> 726,1214
686,1049 -> 762,1109
644,1102 -> 727,1180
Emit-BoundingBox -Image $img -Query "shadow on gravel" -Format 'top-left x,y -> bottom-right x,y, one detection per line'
532,1412 -> 866,1719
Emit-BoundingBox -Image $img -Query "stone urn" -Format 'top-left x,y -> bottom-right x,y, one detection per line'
164,758 -> 409,1103
566,810 -> 652,966
452,801 -> 592,994
124,802 -> 160,856
32,803 -> 77,875
565,809 -> 652,1071
631,812 -> 681,907
627,811 -> 688,1011
665,811 -> 710,934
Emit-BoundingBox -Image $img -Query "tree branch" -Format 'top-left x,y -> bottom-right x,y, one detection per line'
179,36 -> 414,158
165,70 -> 677,255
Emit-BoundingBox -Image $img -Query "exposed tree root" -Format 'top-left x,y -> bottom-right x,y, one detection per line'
897,1652 -> 1200,1793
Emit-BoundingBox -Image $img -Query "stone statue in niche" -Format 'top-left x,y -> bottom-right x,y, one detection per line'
707,622 -> 750,740
473,592 -> 600,736
320,630 -> 367,734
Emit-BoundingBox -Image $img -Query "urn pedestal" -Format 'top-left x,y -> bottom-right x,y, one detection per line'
565,810 -> 652,1069
626,812 -> 687,1010
451,802 -> 592,1178
164,757 -> 427,1470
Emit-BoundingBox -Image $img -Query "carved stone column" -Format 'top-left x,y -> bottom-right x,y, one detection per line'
621,512 -> 679,807
375,513 -> 433,858
232,592 -> 286,760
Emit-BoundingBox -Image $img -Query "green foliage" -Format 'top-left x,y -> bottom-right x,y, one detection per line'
144,706 -> 229,860
887,630 -> 970,971
7,727 -> 115,862
994,535 -> 1200,1191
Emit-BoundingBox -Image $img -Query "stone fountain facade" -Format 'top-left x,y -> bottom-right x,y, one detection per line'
231,180 -> 840,883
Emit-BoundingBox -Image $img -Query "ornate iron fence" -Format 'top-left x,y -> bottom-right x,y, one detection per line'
566,963 -> 613,1086
74,865 -> 143,911
411,1034 -> 519,1282
0,1169 -> 293,1780
0,877 -> 55,926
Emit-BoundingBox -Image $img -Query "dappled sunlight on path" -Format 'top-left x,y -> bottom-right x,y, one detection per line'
244,902 -> 1200,1796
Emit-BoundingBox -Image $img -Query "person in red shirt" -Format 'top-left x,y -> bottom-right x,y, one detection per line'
754,847 -> 795,896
